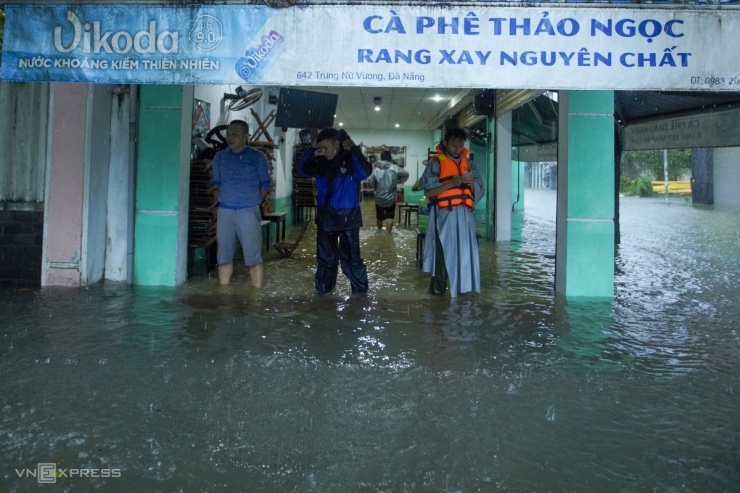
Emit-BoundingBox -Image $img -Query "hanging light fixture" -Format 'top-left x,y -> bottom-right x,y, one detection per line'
373,96 -> 382,111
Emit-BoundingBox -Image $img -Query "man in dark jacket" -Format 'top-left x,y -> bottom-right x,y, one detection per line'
298,128 -> 372,293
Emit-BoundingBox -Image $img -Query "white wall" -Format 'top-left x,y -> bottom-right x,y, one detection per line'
191,86 -> 437,202
193,85 -> 292,200
0,81 -> 49,202
194,85 -> 281,131
713,147 -> 740,207
345,129 -> 435,185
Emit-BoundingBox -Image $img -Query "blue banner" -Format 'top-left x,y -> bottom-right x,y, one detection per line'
1,4 -> 277,84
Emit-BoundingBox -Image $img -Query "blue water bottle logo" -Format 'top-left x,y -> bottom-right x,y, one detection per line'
235,57 -> 252,81
234,31 -> 284,82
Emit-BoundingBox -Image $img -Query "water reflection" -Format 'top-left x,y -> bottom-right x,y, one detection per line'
2,189 -> 740,491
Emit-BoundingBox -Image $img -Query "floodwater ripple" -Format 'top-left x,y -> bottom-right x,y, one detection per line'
2,190 -> 740,491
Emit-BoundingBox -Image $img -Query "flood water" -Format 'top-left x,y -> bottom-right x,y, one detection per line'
2,189 -> 739,492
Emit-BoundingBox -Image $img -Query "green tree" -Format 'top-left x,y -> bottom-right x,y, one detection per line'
621,149 -> 691,181
619,175 -> 655,197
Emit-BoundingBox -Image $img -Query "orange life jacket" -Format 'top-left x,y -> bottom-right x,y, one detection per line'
430,146 -> 474,209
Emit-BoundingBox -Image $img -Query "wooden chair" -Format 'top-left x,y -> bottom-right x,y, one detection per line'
274,221 -> 310,257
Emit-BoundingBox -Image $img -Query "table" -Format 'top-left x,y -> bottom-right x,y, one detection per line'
260,220 -> 271,251
397,203 -> 419,227
262,211 -> 287,246
293,204 -> 316,225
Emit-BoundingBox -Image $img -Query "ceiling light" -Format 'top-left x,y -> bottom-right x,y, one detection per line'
374,106 -> 381,112
433,94 -> 443,102
338,122 -> 344,126
395,123 -> 400,128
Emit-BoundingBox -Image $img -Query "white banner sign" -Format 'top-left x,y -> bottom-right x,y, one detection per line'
2,4 -> 739,91
625,108 -> 740,150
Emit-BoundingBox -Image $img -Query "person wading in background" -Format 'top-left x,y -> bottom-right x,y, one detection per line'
364,150 -> 409,233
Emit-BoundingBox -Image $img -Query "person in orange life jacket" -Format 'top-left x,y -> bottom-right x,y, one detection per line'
418,127 -> 485,297
298,128 -> 372,293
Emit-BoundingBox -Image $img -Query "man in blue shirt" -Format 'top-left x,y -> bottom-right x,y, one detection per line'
212,120 -> 271,287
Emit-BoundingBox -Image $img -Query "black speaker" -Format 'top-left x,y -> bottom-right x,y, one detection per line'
473,90 -> 495,115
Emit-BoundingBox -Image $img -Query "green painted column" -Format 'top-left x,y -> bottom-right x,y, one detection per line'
134,85 -> 191,286
555,91 -> 615,298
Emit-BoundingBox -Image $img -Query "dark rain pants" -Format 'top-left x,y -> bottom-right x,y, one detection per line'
315,228 -> 368,293
429,227 -> 448,294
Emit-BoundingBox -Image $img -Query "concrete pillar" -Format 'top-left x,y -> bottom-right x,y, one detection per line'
484,116 -> 495,239
84,84 -> 113,285
133,85 -> 191,286
495,112 -> 512,241
690,148 -> 713,205
555,91 -> 615,298
511,159 -> 525,212
105,88 -> 136,282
